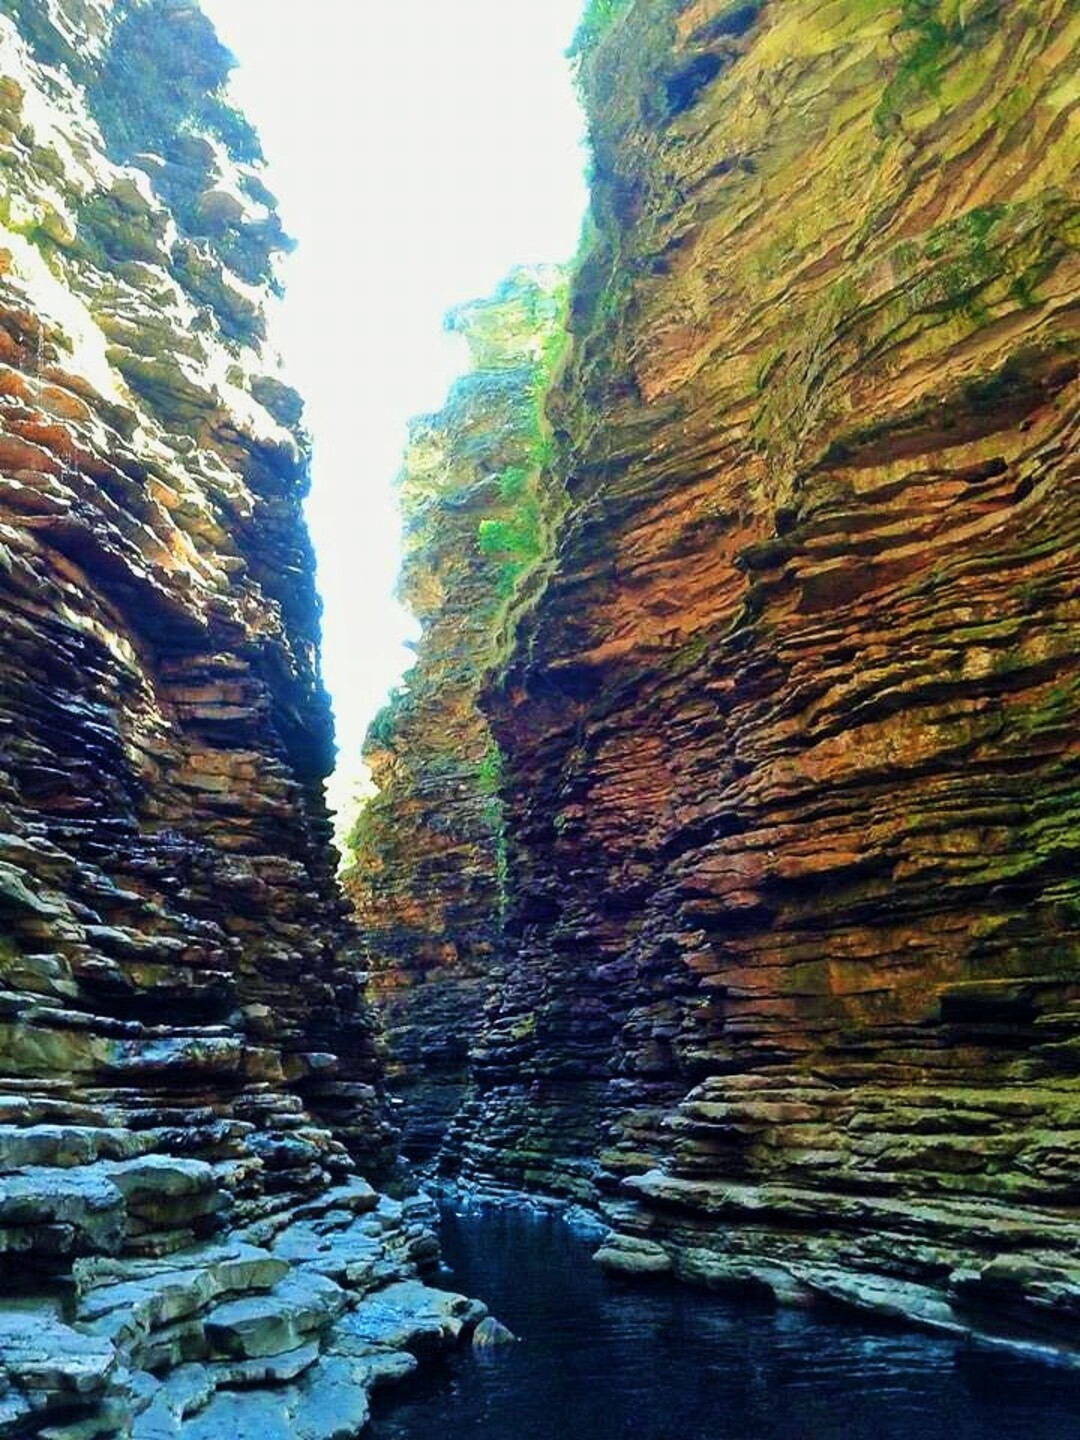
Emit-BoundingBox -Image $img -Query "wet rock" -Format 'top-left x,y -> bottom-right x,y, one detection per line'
0,1312 -> 117,1396
593,1236 -> 672,1279
202,1271 -> 345,1361
799,1270 -> 967,1338
209,1340 -> 321,1387
0,1311 -> 120,1433
335,1279 -> 487,1354
0,1124 -> 152,1170
76,1245 -> 288,1337
0,1166 -> 125,1255
176,1355 -> 374,1440
471,1315 -> 517,1347
105,1157 -> 224,1232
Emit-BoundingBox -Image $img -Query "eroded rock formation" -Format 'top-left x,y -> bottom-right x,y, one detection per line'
365,0 -> 1080,1358
343,268 -> 565,1160
0,3 -> 483,1433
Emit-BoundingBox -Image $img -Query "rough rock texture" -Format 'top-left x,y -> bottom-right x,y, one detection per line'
428,0 -> 1080,1354
0,2 -> 479,1432
0,1171 -> 485,1439
343,268 -> 566,1161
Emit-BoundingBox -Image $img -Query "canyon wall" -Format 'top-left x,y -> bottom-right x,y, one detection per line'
343,268 -> 565,1161
0,4 -> 483,1434
370,0 -> 1080,1354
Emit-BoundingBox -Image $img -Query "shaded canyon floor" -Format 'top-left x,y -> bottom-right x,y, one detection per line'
370,1197 -> 1080,1440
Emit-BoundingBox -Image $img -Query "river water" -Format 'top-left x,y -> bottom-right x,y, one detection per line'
368,1200 -> 1080,1440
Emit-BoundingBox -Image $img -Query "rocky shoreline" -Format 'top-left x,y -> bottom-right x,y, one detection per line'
430,1178 -> 1080,1373
1,1154 -> 487,1438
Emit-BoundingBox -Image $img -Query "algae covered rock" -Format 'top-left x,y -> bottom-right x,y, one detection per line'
472,1314 -> 517,1346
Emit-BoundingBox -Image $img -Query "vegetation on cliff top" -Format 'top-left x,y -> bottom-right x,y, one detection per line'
874,0 -> 1007,135
568,0 -> 634,59
342,267 -> 570,912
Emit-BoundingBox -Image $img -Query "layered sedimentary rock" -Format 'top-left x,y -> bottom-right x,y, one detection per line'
423,0 -> 1080,1353
343,268 -> 565,1160
0,3 -> 481,1433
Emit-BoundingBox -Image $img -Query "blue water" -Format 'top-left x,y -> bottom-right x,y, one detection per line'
368,1201 -> 1080,1440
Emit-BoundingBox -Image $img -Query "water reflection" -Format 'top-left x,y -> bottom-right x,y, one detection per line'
368,1201 -> 1080,1440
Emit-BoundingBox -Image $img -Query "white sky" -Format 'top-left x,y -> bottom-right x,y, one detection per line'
197,0 -> 590,814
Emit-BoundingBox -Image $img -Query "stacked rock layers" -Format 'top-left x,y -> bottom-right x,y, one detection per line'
343,268 -> 566,1161
434,0 -> 1080,1350
0,2 -> 484,1433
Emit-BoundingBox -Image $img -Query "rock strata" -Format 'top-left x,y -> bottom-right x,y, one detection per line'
0,1 -> 478,1432
343,267 -> 566,1161
374,0 -> 1080,1359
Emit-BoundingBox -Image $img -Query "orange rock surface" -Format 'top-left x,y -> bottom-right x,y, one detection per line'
434,0 -> 1080,1347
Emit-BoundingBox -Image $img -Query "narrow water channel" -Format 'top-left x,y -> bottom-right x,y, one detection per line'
368,1200 -> 1080,1440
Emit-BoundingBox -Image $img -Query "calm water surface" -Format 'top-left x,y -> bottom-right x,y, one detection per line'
368,1201 -> 1080,1440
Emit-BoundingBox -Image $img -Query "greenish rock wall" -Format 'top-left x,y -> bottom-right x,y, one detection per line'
343,266 -> 566,1162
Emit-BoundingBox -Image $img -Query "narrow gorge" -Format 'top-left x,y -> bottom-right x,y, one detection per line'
1,0 -> 1079,1436
348,0 -> 1080,1366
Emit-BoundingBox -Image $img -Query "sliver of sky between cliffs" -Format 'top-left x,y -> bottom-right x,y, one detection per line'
198,0 -> 590,826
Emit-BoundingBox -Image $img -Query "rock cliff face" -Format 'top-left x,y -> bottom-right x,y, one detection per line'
0,3 -> 483,1434
343,268 -> 566,1161
375,0 -> 1080,1354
